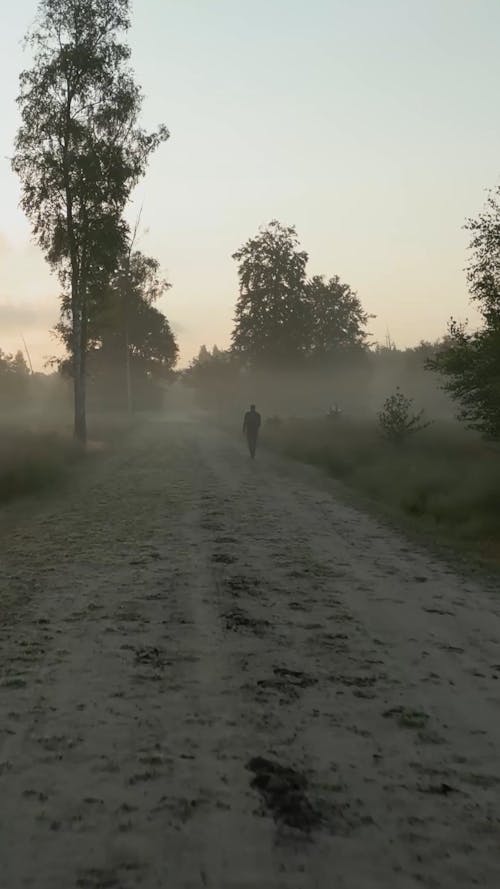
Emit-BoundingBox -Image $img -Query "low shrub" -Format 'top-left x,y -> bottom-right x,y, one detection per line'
378,388 -> 430,443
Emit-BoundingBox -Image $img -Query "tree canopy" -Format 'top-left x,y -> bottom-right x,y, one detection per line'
429,320 -> 500,439
231,220 -> 309,368
184,345 -> 238,409
429,186 -> 500,439
306,274 -> 370,361
466,187 -> 500,325
13,0 -> 168,440
57,250 -> 178,409
0,350 -> 31,407
231,220 -> 371,369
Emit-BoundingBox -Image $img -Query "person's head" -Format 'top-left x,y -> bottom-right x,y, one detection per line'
250,404 -> 256,412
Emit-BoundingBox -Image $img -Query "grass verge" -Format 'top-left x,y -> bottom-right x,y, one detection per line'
0,410 -> 147,506
263,417 -> 500,566
0,430 -> 84,505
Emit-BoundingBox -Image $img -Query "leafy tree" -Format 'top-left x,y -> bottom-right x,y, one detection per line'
306,274 -> 370,360
0,350 -> 31,406
185,345 -> 239,409
231,221 -> 372,370
429,186 -> 500,438
465,187 -> 500,325
231,220 -> 309,368
429,321 -> 500,439
13,0 -> 168,442
56,250 -> 178,408
378,388 -> 430,443
196,345 -> 212,365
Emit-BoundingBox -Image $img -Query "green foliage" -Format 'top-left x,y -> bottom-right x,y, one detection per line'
184,345 -> 240,409
429,321 -> 500,440
12,0 -> 168,440
378,388 -> 430,443
99,251 -> 178,377
232,220 -> 309,367
306,275 -> 371,360
0,350 -> 31,406
13,0 -> 167,272
230,221 -> 372,371
230,220 -> 371,370
465,186 -> 500,325
56,249 -> 178,408
429,186 -> 500,439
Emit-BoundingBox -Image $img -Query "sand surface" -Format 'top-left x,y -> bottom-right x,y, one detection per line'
1,419 -> 500,888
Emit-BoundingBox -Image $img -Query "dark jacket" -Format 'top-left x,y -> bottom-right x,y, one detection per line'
243,410 -> 261,436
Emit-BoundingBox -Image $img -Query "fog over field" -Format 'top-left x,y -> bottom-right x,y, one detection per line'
1,2 -> 500,888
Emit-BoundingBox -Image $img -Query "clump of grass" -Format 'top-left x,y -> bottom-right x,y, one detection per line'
263,417 -> 500,562
0,431 -> 82,504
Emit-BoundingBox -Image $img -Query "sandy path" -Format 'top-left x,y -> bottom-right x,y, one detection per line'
0,419 -> 499,889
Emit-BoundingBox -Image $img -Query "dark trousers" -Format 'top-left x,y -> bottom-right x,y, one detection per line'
246,431 -> 258,458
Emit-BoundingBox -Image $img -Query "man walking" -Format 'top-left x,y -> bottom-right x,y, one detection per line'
243,404 -> 262,459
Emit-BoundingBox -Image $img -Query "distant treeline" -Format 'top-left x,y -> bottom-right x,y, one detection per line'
0,348 -> 69,414
185,206 -> 500,441
183,220 -> 451,418
184,339 -> 452,419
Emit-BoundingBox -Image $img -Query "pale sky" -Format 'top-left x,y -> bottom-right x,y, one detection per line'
1,0 -> 498,370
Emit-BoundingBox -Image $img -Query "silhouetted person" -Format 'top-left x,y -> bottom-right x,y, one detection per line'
243,404 -> 261,459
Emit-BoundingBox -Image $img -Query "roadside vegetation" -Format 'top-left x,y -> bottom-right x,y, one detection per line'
0,408 -> 144,506
0,428 -> 81,505
0,351 -> 141,505
263,416 -> 500,564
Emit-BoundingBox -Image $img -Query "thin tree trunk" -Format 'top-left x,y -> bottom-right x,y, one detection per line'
64,82 -> 87,446
70,252 -> 87,445
125,326 -> 133,417
124,270 -> 133,417
124,209 -> 142,418
72,301 -> 87,445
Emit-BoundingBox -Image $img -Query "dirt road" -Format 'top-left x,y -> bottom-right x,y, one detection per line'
1,420 -> 499,889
